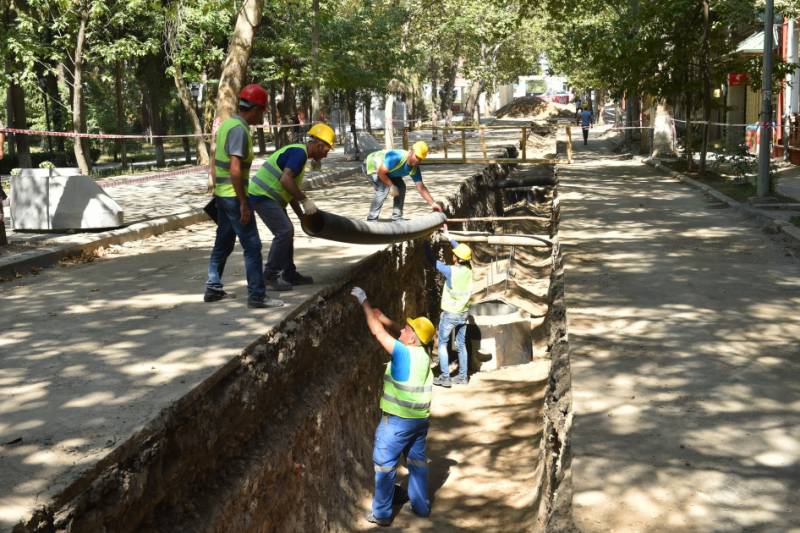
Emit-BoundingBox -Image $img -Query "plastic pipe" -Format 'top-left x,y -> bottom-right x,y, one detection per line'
301,210 -> 446,245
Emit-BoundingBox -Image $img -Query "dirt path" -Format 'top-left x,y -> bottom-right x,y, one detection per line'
561,130 -> 800,532
354,360 -> 550,532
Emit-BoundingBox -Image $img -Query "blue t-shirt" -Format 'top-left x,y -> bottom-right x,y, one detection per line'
383,149 -> 422,182
275,146 -> 307,175
390,340 -> 412,381
434,239 -> 460,289
580,110 -> 593,128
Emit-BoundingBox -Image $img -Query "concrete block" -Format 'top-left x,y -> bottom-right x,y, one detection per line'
11,169 -> 124,231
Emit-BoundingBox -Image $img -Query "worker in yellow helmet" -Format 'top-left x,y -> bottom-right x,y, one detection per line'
350,285 -> 434,526
362,140 -> 442,221
425,226 -> 473,387
248,123 -> 334,291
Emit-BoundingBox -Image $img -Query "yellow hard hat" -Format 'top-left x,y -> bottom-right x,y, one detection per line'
453,243 -> 472,261
412,140 -> 429,161
406,316 -> 435,345
308,123 -> 335,147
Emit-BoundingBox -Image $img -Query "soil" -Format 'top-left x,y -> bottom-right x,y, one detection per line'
496,96 -> 575,120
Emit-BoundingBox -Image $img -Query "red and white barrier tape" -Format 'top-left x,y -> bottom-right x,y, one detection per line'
0,127 -> 211,140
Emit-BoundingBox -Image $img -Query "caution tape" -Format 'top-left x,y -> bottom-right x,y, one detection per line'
0,127 -> 211,140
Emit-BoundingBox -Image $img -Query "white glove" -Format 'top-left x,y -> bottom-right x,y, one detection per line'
350,286 -> 367,304
388,185 -> 400,198
302,198 -> 318,215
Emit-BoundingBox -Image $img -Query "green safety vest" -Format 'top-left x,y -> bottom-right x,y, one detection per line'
248,144 -> 307,205
440,264 -> 473,314
380,345 -> 433,419
365,149 -> 407,175
214,116 -> 254,198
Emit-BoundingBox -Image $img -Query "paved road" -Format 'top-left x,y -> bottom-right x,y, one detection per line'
561,132 -> 800,532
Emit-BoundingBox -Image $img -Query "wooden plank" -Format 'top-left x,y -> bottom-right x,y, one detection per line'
443,127 -> 449,159
566,125 -> 573,164
421,158 -> 557,165
446,215 -> 550,222
521,127 -> 527,162
461,130 -> 467,162
480,126 -> 487,160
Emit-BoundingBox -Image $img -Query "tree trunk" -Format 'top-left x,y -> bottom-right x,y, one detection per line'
685,94 -> 694,171
363,92 -> 373,134
699,0 -> 711,176
214,0 -> 264,122
347,90 -> 359,157
114,61 -> 128,169
9,80 -> 32,168
431,69 -> 440,140
463,80 -> 483,125
72,8 -> 91,174
384,92 -> 395,149
55,63 -> 68,152
310,0 -> 321,122
440,60 -> 458,121
269,80 -> 279,147
168,62 -> 209,165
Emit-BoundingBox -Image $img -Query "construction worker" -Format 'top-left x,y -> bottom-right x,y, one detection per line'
248,123 -> 334,291
363,141 -> 442,221
350,286 -> 434,527
204,84 -> 283,309
425,227 -> 473,387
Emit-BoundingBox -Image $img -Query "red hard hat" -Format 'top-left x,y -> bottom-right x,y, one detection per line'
239,84 -> 267,107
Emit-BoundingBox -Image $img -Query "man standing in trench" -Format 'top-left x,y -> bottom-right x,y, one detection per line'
363,141 -> 442,221
204,84 -> 284,309
350,286 -> 434,526
248,123 -> 334,291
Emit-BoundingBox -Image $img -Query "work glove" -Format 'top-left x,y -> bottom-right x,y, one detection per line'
301,198 -> 318,215
350,286 -> 367,305
388,185 -> 400,198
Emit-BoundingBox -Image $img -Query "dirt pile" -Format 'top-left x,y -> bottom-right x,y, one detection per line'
496,96 -> 575,120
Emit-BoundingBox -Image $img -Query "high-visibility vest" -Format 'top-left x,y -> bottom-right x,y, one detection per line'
214,116 -> 253,198
440,264 -> 472,314
365,149 -> 407,176
380,345 -> 432,419
248,144 -> 307,205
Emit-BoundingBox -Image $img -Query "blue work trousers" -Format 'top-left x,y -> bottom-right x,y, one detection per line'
372,414 -> 431,520
437,311 -> 469,381
367,174 -> 406,221
206,196 -> 265,300
249,195 -> 296,279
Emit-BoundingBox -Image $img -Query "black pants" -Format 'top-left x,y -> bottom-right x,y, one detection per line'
582,127 -> 589,145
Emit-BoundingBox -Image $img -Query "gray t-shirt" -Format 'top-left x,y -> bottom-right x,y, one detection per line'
224,115 -> 249,159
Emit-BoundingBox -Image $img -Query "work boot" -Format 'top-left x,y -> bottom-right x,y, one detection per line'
247,297 -> 285,309
392,484 -> 409,507
433,375 -> 452,388
365,512 -> 391,527
284,270 -> 314,285
204,288 -> 233,302
265,273 -> 293,292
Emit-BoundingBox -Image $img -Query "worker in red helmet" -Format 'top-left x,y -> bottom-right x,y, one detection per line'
204,83 -> 284,309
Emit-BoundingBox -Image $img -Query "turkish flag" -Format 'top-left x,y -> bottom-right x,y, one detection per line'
728,73 -> 747,86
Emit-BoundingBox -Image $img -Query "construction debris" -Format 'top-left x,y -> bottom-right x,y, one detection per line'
496,96 -> 575,120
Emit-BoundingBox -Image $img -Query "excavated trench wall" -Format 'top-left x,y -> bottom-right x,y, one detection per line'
19,148 -> 573,533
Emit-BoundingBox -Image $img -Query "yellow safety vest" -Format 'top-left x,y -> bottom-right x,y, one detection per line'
440,264 -> 472,314
248,144 -> 307,205
214,116 -> 253,198
365,149 -> 407,175
380,345 -> 432,419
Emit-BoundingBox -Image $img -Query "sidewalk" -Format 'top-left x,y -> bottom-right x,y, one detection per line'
0,151 -> 361,277
561,129 -> 800,531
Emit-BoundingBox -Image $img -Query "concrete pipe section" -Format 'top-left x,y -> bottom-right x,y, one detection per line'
301,210 -> 446,245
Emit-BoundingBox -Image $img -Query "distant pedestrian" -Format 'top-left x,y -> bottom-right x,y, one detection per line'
204,84 -> 284,309
424,227 -> 473,387
350,286 -> 434,527
579,103 -> 593,146
362,141 -> 442,221
248,123 -> 334,291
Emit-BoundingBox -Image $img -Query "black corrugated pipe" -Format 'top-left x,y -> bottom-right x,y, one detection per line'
301,210 -> 447,244
490,175 -> 558,189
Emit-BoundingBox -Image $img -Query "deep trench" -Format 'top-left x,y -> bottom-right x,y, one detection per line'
18,147 -> 574,533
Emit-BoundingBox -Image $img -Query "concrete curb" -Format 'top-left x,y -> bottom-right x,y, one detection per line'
0,166 -> 359,278
643,158 -> 800,244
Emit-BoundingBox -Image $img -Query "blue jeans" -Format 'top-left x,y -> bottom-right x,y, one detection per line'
367,174 -> 406,221
249,195 -> 296,278
372,414 -> 431,520
437,311 -> 468,381
206,196 -> 265,301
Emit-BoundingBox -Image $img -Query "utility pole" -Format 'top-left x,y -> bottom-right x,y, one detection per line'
758,0 -> 775,197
